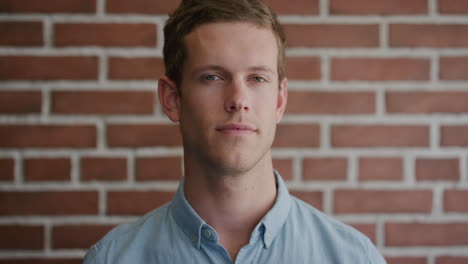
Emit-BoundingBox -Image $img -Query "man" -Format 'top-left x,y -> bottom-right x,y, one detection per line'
84,0 -> 386,263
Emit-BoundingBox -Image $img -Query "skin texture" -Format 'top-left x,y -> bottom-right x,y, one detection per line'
158,21 -> 288,261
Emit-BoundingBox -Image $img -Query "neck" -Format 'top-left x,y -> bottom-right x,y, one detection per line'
183,150 -> 277,259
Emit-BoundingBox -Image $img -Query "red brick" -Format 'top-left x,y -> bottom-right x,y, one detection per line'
444,190 -> 468,213
265,0 -> 318,14
285,57 -> 321,80
437,257 -> 468,264
107,191 -> 174,215
273,124 -> 320,148
303,158 -> 347,181
24,158 -> 71,181
334,190 -> 432,214
387,91 -> 468,113
52,225 -> 115,249
0,158 -> 14,181
107,0 -> 180,14
0,91 -> 41,114
136,157 -> 182,181
332,125 -> 429,147
273,158 -> 293,180
0,191 -> 99,215
290,191 -> 323,211
0,0 -> 96,13
0,125 -> 96,148
385,257 -> 427,264
440,57 -> 468,80
390,24 -> 468,47
330,0 -> 428,14
0,225 -> 43,249
107,124 -> 181,147
348,223 -> 376,243
331,58 -> 430,81
54,23 -> 156,47
441,125 -> 468,147
81,157 -> 127,181
52,91 -> 154,115
439,0 -> 468,13
287,91 -> 375,114
284,24 -> 379,48
0,21 -> 42,46
386,222 -> 468,246
108,57 -> 165,80
0,56 -> 98,80
359,157 -> 403,181
0,259 -> 81,264
107,0 -> 318,15
416,158 -> 460,181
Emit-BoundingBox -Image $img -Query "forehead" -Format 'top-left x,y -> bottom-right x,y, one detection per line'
183,22 -> 279,72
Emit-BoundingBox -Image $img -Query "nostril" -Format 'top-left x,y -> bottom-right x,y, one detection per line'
225,103 -> 248,112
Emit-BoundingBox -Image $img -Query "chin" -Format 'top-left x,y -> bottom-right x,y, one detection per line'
215,157 -> 251,173
212,150 -> 268,176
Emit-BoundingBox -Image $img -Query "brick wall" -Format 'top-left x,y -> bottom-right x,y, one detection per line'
0,0 -> 467,263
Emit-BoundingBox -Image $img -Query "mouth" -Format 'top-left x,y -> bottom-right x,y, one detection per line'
216,123 -> 257,135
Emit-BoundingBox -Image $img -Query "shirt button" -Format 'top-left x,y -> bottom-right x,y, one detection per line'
191,235 -> 198,242
204,229 -> 212,238
266,233 -> 272,241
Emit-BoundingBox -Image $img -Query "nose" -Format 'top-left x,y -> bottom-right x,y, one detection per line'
224,78 -> 250,113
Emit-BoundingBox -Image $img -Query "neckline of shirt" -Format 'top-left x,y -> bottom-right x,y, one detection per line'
169,170 -> 292,250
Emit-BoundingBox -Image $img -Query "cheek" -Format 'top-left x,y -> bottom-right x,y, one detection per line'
255,91 -> 279,111
181,96 -> 216,125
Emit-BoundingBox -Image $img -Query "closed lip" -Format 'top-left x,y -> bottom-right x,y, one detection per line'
216,123 -> 256,132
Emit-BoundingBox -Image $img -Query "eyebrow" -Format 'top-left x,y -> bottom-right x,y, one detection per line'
247,66 -> 276,76
191,65 -> 276,78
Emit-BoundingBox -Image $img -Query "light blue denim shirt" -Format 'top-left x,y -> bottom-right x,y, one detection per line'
84,171 -> 386,264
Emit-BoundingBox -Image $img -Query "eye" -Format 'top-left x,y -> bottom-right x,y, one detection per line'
250,76 -> 266,82
202,74 -> 221,81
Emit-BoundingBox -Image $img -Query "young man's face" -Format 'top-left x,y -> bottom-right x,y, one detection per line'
167,22 -> 287,174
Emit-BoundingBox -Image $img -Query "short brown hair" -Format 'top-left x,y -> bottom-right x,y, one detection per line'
163,0 -> 286,88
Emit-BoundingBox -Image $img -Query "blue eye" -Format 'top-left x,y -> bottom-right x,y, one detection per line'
203,75 -> 220,81
251,76 -> 265,82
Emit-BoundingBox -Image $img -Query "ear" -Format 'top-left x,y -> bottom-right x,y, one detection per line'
158,76 -> 181,122
276,77 -> 288,123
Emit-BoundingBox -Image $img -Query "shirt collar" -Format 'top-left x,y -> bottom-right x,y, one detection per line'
169,170 -> 291,249
259,170 -> 291,248
169,177 -> 206,249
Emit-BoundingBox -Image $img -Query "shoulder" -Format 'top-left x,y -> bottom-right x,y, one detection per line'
286,196 -> 386,263
83,203 -> 172,264
287,197 -> 366,242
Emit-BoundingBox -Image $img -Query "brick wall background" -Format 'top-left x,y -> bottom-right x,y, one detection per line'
0,0 -> 468,263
